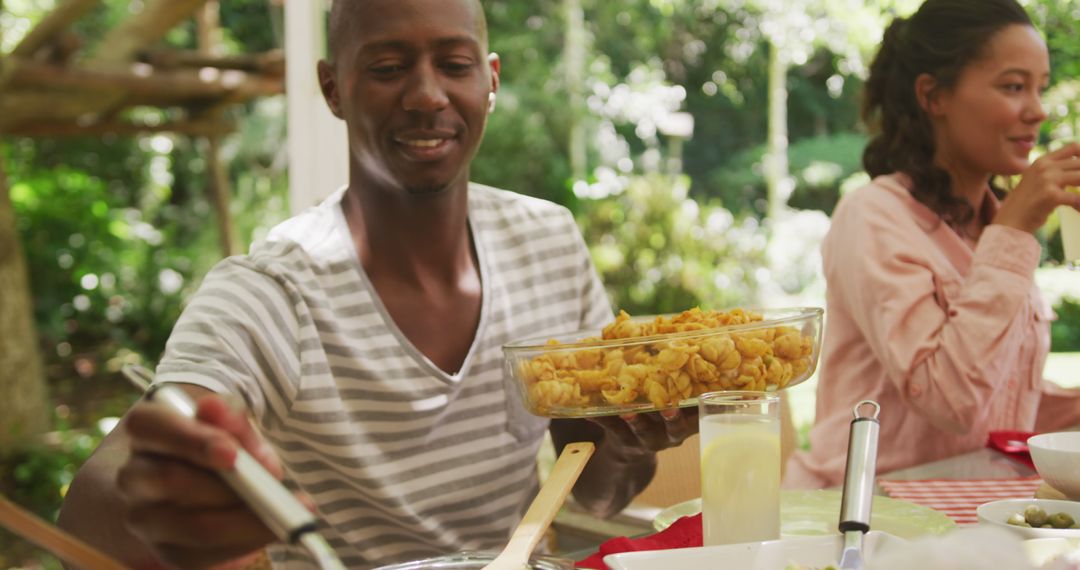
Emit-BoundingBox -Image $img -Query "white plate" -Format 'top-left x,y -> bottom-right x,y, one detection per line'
603,530 -> 905,570
654,490 -> 956,539
1024,537 -> 1080,567
977,499 -> 1080,539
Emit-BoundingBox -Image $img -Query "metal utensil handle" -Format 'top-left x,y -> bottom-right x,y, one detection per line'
123,366 -> 344,570
145,384 -> 318,543
839,401 -> 880,533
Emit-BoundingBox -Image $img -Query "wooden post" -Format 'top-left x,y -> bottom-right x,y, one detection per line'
197,0 -> 224,57
205,134 -> 239,257
197,1 -> 238,258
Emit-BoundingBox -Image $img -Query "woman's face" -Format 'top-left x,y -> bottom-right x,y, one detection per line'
929,24 -> 1050,179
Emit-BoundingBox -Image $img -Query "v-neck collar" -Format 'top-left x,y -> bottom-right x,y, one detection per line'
331,190 -> 491,384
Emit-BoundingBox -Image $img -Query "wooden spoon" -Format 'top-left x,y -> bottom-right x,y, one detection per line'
482,441 -> 595,570
0,493 -> 126,570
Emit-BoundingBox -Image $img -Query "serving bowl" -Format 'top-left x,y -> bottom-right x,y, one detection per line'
502,307 -> 822,418
976,499 -> 1080,540
1029,432 -> 1080,500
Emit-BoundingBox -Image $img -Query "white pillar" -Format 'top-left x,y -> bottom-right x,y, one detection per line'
286,0 -> 348,214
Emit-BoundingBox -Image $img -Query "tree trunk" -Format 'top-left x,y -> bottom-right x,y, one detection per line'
564,0 -> 588,181
205,135 -> 239,257
764,40 -> 791,222
0,147 -> 51,447
198,1 -> 239,258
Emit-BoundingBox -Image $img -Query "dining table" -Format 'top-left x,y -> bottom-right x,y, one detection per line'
553,445 -> 1043,561
877,447 -> 1035,482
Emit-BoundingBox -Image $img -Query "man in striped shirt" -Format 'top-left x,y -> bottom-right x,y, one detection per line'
58,0 -> 698,567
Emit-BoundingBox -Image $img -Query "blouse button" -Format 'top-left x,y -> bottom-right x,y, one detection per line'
948,309 -> 959,317
909,384 -> 923,397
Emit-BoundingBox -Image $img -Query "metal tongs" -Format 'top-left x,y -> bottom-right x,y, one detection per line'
838,400 -> 881,570
122,365 -> 346,570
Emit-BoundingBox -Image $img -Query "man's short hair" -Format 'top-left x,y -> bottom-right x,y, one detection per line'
327,0 -> 489,60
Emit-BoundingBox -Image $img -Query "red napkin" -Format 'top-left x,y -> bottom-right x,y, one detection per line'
986,430 -> 1037,469
575,513 -> 702,569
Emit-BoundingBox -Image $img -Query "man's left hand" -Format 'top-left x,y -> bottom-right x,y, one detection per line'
588,406 -> 700,459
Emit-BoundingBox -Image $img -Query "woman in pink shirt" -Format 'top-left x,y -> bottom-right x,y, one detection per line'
785,0 -> 1080,488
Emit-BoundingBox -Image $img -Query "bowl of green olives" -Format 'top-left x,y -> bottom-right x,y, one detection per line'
977,499 -> 1080,539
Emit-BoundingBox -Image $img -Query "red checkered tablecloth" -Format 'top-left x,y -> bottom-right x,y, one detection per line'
878,476 -> 1043,524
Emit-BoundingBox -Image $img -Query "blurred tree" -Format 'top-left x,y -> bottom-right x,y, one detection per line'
711,132 -> 867,216
1026,0 -> 1080,83
0,0 -> 50,446
562,0 -> 877,219
474,1 -> 578,208
0,144 -> 50,446
578,173 -> 768,313
717,0 -> 913,220
565,0 -> 588,180
0,4 -> 289,440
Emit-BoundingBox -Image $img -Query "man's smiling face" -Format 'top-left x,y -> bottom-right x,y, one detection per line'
320,0 -> 499,196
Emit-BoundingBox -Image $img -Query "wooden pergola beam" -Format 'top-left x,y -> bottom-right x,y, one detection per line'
6,119 -> 234,138
0,57 -> 282,132
89,0 -> 210,65
141,49 -> 286,77
11,0 -> 99,58
0,91 -> 117,130
4,57 -> 284,105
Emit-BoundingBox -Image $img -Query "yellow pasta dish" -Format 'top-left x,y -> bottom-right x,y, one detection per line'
503,307 -> 823,418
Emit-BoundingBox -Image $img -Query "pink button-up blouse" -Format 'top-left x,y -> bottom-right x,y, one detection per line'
784,174 -> 1080,489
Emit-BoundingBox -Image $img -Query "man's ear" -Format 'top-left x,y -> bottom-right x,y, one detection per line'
317,60 -> 344,119
487,53 -> 501,114
488,53 -> 501,90
914,73 -> 942,116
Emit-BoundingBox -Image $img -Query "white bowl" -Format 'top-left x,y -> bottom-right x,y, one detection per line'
1029,432 -> 1080,500
977,499 -> 1080,539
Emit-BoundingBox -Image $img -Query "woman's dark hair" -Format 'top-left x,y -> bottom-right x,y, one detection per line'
862,0 -> 1033,229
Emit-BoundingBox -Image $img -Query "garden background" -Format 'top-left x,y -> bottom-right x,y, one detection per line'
1,0 -> 1079,566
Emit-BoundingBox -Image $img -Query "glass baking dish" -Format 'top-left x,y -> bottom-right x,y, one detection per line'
502,307 -> 823,418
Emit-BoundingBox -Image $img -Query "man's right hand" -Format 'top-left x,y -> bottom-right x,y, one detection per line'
116,390 -> 282,569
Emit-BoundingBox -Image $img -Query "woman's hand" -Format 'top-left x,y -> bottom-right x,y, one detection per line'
117,392 -> 286,569
994,142 -> 1080,233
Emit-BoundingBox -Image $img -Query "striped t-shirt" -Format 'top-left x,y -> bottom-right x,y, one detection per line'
155,183 -> 612,568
